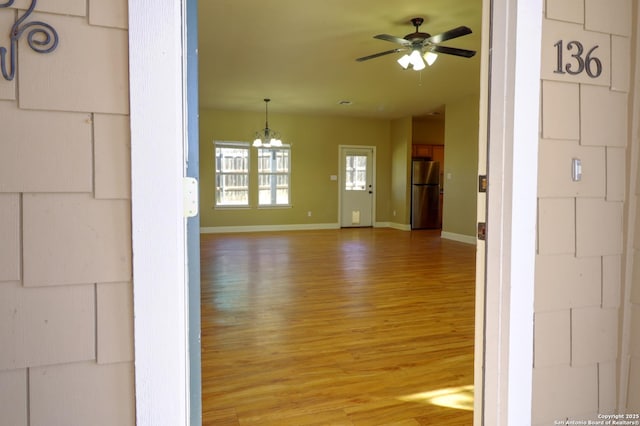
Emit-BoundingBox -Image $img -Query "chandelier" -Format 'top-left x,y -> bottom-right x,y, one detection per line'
253,98 -> 282,147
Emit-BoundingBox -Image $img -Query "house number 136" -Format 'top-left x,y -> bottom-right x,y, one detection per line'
554,40 -> 602,78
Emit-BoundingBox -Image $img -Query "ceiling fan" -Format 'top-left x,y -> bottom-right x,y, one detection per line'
356,17 -> 476,70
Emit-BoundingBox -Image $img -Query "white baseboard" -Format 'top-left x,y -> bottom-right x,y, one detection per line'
381,222 -> 411,231
201,222 -> 418,234
440,231 -> 477,245
201,223 -> 340,234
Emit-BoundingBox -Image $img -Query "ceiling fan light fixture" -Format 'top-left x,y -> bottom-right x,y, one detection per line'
356,18 -> 476,72
409,50 -> 426,70
397,54 -> 411,69
424,51 -> 438,66
412,58 -> 426,71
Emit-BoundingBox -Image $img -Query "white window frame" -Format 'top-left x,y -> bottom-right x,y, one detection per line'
257,145 -> 291,207
214,141 -> 250,207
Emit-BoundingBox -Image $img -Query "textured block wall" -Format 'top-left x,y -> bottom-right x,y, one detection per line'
533,0 -> 632,423
0,1 -> 134,425
629,17 -> 640,416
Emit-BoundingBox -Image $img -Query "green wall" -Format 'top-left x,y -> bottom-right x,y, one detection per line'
199,109 -> 392,228
200,101 -> 479,233
442,95 -> 480,237
390,117 -> 412,225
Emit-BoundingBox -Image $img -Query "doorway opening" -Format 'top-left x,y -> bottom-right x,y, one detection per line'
339,146 -> 376,227
182,1 -> 498,424
128,0 -> 547,423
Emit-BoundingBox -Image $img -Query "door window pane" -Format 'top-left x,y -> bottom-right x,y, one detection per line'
345,154 -> 367,191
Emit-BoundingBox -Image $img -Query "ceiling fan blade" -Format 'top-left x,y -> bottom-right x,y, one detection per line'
356,48 -> 404,62
430,45 -> 476,58
374,34 -> 411,46
425,26 -> 472,44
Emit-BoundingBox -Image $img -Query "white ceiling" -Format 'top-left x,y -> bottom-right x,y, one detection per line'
197,0 -> 483,120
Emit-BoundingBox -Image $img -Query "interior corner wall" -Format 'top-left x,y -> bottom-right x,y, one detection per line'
390,116 -> 412,226
0,3 -> 135,426
442,95 -> 480,238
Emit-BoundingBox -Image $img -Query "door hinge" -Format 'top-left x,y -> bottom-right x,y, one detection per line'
183,177 -> 199,218
477,222 -> 486,241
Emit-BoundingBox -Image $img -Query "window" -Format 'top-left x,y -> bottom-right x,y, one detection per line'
258,147 -> 290,206
214,142 -> 291,207
215,142 -> 249,206
345,154 -> 367,191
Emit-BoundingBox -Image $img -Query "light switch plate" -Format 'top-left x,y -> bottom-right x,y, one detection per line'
571,158 -> 582,182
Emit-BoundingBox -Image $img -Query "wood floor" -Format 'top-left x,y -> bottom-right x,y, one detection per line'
201,228 -> 476,425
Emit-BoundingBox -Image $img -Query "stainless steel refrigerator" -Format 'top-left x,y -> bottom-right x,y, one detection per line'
411,159 -> 440,229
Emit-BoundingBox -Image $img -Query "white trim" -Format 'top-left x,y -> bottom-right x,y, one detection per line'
378,221 -> 411,231
506,2 -> 541,423
483,0 -> 542,424
213,140 -> 251,147
201,223 -> 340,233
618,2 -> 640,410
338,145 -> 377,227
474,1 -> 491,423
440,231 -> 477,245
129,1 -> 189,425
201,222 -> 413,233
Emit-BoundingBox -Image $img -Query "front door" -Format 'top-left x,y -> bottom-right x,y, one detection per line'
340,146 -> 374,227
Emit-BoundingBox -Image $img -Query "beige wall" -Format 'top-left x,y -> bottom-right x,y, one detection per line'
0,2 -> 134,426
200,107 -> 480,237
199,109 -> 393,228
390,116 -> 412,225
533,0 -> 635,422
624,1 -> 640,414
442,95 -> 480,238
629,162 -> 640,412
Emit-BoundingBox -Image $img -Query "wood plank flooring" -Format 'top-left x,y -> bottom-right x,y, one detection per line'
201,228 -> 476,425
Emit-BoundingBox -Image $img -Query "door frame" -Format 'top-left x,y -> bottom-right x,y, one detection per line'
128,0 -> 542,424
338,145 -> 376,227
478,0 -> 542,423
129,0 -> 190,424
184,0 -> 202,423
